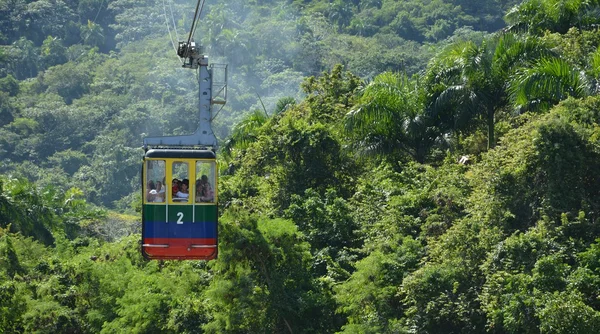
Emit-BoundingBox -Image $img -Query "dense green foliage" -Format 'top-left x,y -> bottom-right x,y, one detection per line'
2,0 -> 600,332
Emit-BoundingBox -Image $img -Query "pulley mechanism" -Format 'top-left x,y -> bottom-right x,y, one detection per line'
178,41 -> 203,69
143,0 -> 226,150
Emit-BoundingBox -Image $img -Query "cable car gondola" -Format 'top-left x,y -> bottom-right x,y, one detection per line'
141,40 -> 227,260
142,148 -> 218,260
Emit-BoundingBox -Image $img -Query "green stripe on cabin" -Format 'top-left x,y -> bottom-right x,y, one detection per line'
144,204 -> 217,223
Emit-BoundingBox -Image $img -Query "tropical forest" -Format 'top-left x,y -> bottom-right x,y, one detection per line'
2,0 -> 600,332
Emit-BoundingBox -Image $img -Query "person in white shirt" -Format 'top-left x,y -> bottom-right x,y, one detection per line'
152,181 -> 165,202
175,179 -> 190,201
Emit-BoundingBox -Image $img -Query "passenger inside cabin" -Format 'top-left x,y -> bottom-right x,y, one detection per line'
172,178 -> 180,197
196,174 -> 214,202
176,179 -> 189,200
146,180 -> 156,201
153,181 -> 165,202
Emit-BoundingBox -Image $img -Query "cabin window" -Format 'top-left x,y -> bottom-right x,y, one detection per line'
195,161 -> 215,203
172,161 -> 190,202
145,160 -> 166,203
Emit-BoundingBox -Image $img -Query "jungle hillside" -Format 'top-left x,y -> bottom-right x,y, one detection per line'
2,0 -> 600,332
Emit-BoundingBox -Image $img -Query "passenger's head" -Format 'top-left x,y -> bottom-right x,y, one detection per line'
172,178 -> 179,186
181,179 -> 189,191
201,175 -> 208,183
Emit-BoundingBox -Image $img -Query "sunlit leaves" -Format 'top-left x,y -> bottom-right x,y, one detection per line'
205,209 -> 336,333
538,291 -> 600,333
0,279 -> 26,332
302,64 -> 361,123
335,237 -> 423,332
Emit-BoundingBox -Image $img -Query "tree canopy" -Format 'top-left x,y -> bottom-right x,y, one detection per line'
2,0 -> 600,332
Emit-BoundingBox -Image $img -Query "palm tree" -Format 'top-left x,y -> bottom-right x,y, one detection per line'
222,109 -> 269,159
509,57 -> 590,112
505,0 -> 600,35
81,20 -> 105,48
425,33 -> 553,149
345,72 -> 439,163
328,0 -> 354,30
273,97 -> 296,115
0,178 -> 55,245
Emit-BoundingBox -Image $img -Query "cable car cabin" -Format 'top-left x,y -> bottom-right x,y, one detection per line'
142,149 -> 217,260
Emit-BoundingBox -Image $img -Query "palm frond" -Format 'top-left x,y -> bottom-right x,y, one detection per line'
222,109 -> 270,157
509,57 -> 590,112
494,33 -> 554,75
345,71 -> 436,161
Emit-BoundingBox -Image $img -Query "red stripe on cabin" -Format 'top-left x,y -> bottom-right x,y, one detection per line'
142,238 -> 217,260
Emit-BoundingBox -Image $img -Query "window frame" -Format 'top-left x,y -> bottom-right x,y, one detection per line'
144,159 -> 166,204
169,160 -> 191,205
194,159 -> 217,204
